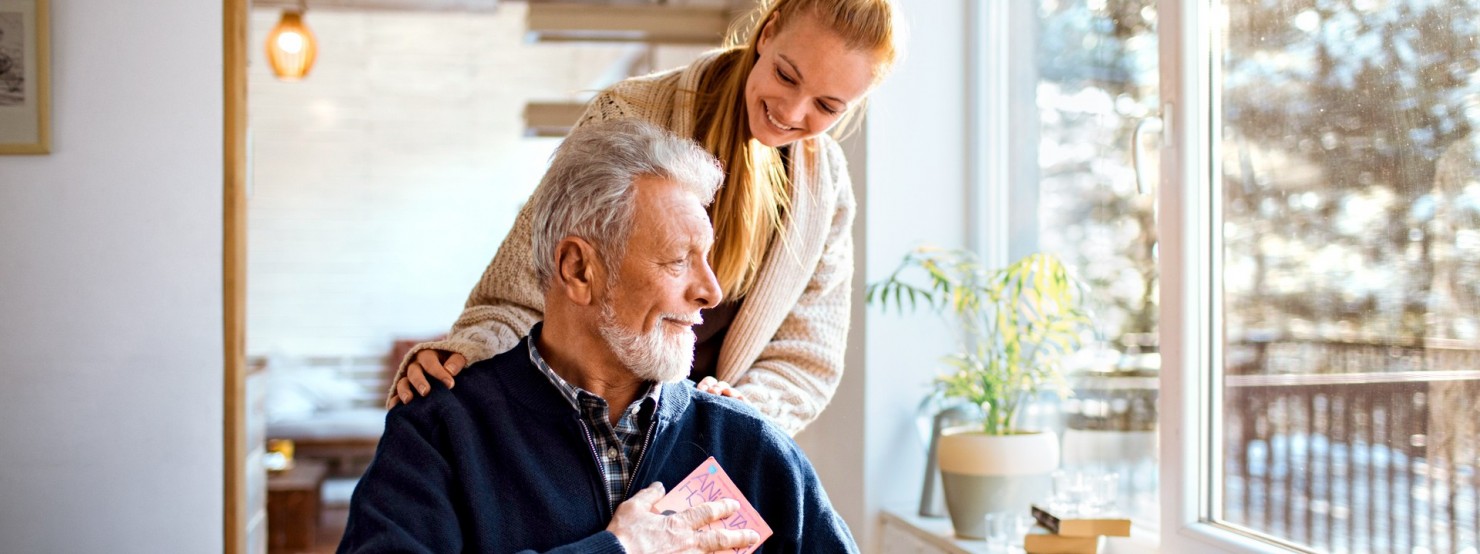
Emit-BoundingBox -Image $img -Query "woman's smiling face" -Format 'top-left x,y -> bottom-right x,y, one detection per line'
744,13 -> 882,148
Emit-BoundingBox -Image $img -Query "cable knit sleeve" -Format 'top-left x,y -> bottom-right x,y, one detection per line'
386,89 -> 637,403
731,141 -> 856,435
575,87 -> 632,127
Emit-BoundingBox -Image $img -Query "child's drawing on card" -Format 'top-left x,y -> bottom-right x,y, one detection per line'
652,456 -> 774,553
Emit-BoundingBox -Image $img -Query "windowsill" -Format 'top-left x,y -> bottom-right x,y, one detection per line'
881,506 -> 1161,554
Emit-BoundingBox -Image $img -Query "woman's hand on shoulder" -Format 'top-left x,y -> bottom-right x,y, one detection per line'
695,376 -> 747,402
388,349 -> 467,408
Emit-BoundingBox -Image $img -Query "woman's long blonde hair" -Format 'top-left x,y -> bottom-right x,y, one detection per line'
690,0 -> 898,300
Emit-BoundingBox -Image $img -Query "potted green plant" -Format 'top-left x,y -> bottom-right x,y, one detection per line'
869,246 -> 1090,538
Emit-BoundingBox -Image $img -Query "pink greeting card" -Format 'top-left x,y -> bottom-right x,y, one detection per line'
652,456 -> 773,553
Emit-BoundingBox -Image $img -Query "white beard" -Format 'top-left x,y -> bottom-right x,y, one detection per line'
597,301 -> 698,383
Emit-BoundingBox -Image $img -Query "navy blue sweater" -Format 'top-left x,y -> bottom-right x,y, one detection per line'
338,337 -> 857,553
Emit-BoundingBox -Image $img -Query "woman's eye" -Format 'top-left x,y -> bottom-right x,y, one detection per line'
776,67 -> 797,85
817,101 -> 840,115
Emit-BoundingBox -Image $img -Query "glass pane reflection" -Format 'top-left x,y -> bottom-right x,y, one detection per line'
1219,1 -> 1480,551
1036,0 -> 1161,523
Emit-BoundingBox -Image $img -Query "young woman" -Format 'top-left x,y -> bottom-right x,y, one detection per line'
391,0 -> 901,435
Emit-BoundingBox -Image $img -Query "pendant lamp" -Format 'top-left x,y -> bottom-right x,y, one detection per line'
266,6 -> 317,81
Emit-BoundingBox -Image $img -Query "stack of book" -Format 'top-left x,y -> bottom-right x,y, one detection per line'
1023,504 -> 1131,554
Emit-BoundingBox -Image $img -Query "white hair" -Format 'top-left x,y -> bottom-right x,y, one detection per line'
528,119 -> 724,290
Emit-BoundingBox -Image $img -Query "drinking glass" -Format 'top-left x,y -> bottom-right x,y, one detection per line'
1091,471 -> 1121,513
985,511 -> 1033,551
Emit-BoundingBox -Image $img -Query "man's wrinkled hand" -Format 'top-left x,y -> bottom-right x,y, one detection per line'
607,482 -> 760,554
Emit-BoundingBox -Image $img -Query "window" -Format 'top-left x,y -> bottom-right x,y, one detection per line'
1161,0 -> 1480,552
1215,0 -> 1480,551
978,0 -> 1163,526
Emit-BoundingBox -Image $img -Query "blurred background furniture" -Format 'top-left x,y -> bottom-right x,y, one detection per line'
262,352 -> 388,477
262,339 -> 428,477
267,459 -> 329,553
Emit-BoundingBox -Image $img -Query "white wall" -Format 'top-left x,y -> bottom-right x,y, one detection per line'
0,0 -> 970,550
247,6 -> 704,358
0,1 -> 224,552
794,0 -> 972,551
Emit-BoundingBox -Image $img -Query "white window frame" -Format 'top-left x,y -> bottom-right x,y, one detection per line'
967,0 -> 1039,269
1158,1 -> 1313,552
970,0 -> 1355,551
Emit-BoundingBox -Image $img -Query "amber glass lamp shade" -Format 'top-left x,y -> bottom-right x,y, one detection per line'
266,10 -> 317,81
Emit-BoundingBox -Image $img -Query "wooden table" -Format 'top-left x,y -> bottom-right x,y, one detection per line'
268,459 -> 329,552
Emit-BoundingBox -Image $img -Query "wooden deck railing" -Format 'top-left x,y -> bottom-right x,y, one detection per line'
1223,339 -> 1480,552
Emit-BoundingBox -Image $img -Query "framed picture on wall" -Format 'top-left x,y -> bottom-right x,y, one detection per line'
0,0 -> 48,154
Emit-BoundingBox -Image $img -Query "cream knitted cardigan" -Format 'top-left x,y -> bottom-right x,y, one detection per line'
393,51 -> 856,435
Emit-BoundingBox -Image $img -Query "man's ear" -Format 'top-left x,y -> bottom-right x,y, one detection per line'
553,237 -> 603,305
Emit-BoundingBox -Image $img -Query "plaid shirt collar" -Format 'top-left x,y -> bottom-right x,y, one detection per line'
526,324 -> 662,509
526,324 -> 663,413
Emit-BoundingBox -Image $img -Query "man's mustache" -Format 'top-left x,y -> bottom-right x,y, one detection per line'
661,312 -> 705,327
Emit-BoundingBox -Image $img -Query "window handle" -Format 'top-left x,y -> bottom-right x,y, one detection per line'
1131,113 -> 1165,195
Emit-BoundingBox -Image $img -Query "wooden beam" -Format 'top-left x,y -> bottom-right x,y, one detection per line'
526,3 -> 731,45
523,100 -> 588,137
251,0 -> 501,12
224,0 -> 249,552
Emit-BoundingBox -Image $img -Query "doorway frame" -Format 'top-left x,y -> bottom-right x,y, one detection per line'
223,0 -> 249,553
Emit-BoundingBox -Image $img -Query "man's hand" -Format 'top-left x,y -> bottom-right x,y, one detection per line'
607,482 -> 761,554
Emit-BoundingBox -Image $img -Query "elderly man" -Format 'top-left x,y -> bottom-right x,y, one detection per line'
337,119 -> 857,553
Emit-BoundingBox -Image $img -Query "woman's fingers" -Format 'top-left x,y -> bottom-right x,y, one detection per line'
412,349 -> 462,391
445,353 -> 467,376
394,377 -> 413,406
406,359 -> 432,396
696,377 -> 746,402
418,351 -> 456,390
696,376 -> 718,393
391,350 -> 466,408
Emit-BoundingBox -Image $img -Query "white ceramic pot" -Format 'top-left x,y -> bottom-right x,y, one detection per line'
936,426 -> 1060,539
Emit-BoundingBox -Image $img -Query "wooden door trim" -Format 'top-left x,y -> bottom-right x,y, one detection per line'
223,0 -> 248,552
